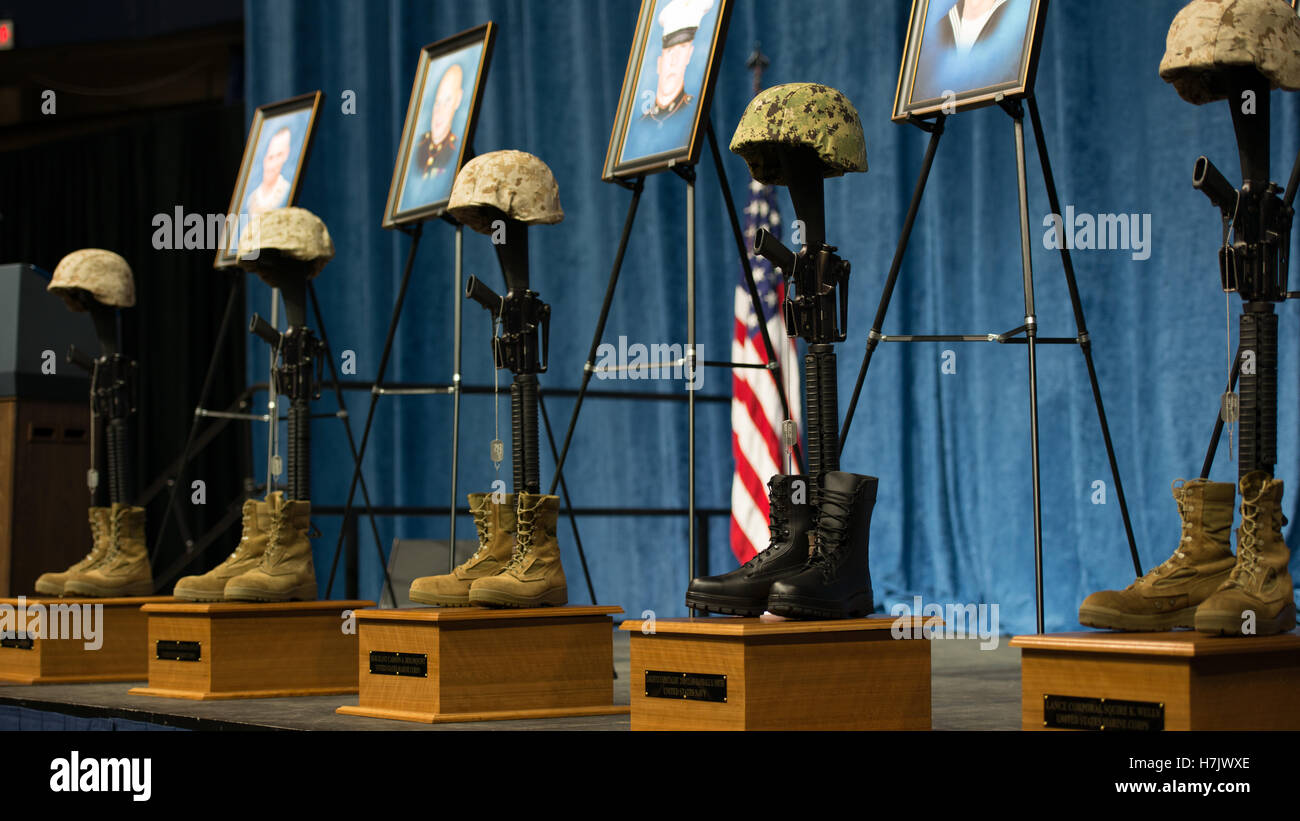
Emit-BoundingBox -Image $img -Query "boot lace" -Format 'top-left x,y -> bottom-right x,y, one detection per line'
263,509 -> 287,565
504,504 -> 539,572
467,502 -> 493,562
222,502 -> 257,564
100,506 -> 129,566
1141,481 -> 1195,581
807,485 -> 859,581
744,482 -> 792,570
1225,496 -> 1263,589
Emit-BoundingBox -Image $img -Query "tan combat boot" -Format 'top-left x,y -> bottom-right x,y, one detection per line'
1079,479 -> 1236,631
469,492 -> 567,608
173,497 -> 273,601
1196,471 -> 1294,636
64,503 -> 154,597
34,507 -> 113,596
409,492 -> 516,606
224,492 -> 317,602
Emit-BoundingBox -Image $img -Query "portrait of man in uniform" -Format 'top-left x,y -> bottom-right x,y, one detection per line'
245,127 -> 293,216
894,0 -> 1043,121
385,24 -> 494,228
606,0 -> 730,180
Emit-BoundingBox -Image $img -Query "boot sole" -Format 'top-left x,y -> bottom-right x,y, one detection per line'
62,580 -> 155,598
766,591 -> 874,620
32,580 -> 65,597
171,589 -> 228,602
468,587 -> 567,608
408,592 -> 472,607
1195,602 -> 1296,636
223,583 -> 318,603
1077,604 -> 1197,632
684,592 -> 767,617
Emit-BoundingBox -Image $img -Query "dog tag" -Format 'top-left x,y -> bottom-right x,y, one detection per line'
86,468 -> 99,492
490,438 -> 504,468
1220,391 -> 1239,424
271,454 -> 283,477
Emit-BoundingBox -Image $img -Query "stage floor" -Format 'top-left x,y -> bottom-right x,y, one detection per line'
0,630 -> 1021,731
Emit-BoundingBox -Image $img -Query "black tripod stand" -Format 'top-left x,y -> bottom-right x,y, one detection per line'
837,96 -> 1140,634
1190,67 -> 1300,483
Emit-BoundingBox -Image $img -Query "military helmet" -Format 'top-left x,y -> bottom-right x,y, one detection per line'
1160,0 -> 1300,104
447,150 -> 564,235
47,249 -> 135,312
730,83 -> 868,186
237,206 -> 335,279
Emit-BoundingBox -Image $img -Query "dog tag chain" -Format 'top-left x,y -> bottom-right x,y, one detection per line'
490,310 -> 504,470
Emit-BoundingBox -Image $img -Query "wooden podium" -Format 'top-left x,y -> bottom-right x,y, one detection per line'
335,605 -> 626,724
1012,630 -> 1300,730
128,600 -> 373,700
0,596 -> 170,684
621,615 -> 932,731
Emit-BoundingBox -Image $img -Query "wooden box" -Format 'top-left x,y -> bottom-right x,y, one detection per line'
1012,630 -> 1300,730
0,596 -> 169,684
128,600 -> 374,700
335,605 -> 627,724
622,615 -> 932,731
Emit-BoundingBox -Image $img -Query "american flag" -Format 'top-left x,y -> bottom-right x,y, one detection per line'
731,178 -> 801,563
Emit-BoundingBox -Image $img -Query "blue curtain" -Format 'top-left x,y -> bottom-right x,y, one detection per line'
243,0 -> 1300,634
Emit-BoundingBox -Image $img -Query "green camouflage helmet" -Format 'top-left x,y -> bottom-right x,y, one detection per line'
237,206 -> 335,279
1160,0 -> 1300,104
48,248 -> 135,311
448,150 -> 564,235
729,83 -> 867,186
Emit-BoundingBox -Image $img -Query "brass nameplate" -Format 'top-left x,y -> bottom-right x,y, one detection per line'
156,640 -> 201,662
645,670 -> 727,703
1044,694 -> 1164,731
369,651 -> 427,677
0,634 -> 34,650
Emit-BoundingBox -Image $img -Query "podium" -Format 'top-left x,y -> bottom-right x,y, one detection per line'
621,615 -> 932,731
128,600 -> 373,700
336,605 -> 626,724
0,595 -> 169,684
1012,630 -> 1300,730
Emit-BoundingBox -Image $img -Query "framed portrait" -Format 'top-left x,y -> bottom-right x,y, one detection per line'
892,0 -> 1048,122
383,22 -> 496,229
602,0 -> 732,181
214,91 -> 322,269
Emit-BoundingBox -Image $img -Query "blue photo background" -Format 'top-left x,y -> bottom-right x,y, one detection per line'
239,107 -> 312,218
910,0 -> 1035,106
395,42 -> 484,215
617,0 -> 721,168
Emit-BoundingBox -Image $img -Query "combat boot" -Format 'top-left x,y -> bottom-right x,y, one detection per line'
173,497 -> 273,601
1196,471 -> 1294,636
64,503 -> 154,597
469,492 -> 566,607
224,492 -> 317,602
686,474 -> 814,616
409,492 -> 516,606
767,471 -> 877,619
34,507 -> 112,596
1079,479 -> 1237,631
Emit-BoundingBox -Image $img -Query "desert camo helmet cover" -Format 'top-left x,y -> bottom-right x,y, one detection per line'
237,206 -> 335,279
1160,0 -> 1300,104
447,150 -> 564,235
48,249 -> 135,311
730,82 -> 868,186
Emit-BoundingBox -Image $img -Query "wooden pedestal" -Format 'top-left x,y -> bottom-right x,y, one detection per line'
622,616 -> 932,731
335,605 -> 627,724
0,596 -> 170,684
1012,630 -> 1300,730
128,600 -> 374,700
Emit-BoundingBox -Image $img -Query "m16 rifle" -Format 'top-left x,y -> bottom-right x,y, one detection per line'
248,304 -> 325,502
464,215 -> 551,495
67,299 -> 138,506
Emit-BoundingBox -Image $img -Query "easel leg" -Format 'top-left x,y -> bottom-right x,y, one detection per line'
687,174 -> 698,596
1011,108 -> 1046,635
1026,97 -> 1142,579
326,223 -> 424,595
548,179 -> 644,495
840,116 -> 946,451
448,225 -> 464,572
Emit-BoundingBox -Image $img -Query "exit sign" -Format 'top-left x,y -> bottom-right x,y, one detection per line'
0,20 -> 13,50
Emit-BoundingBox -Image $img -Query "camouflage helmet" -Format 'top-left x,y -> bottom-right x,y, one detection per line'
730,83 -> 868,186
237,206 -> 335,279
448,150 -> 564,235
47,249 -> 135,312
1160,0 -> 1300,104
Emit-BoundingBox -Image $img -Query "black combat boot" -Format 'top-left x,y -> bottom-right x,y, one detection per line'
766,471 -> 877,619
685,474 -> 814,616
